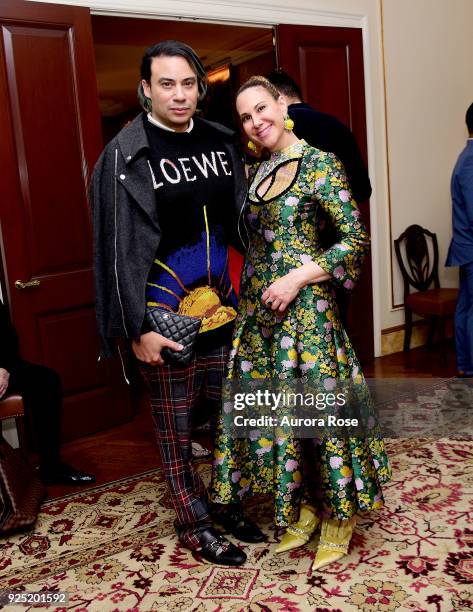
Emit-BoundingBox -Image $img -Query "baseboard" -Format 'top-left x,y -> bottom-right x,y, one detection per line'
381,319 -> 454,356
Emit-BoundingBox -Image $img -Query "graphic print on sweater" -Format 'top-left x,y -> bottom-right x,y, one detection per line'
144,116 -> 237,336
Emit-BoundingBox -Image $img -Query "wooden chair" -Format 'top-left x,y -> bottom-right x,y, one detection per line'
394,224 -> 458,353
0,393 -> 27,450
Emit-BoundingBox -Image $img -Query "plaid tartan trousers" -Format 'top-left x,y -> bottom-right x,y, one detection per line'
139,345 -> 228,550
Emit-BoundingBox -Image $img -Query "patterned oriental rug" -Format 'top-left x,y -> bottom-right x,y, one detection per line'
0,436 -> 471,612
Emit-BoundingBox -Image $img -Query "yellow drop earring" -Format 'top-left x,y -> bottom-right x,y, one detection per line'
284,116 -> 294,131
247,140 -> 257,152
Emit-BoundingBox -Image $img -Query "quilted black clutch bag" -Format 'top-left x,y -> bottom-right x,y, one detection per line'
146,308 -> 202,366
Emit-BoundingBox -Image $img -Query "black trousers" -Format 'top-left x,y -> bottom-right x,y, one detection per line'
7,361 -> 62,467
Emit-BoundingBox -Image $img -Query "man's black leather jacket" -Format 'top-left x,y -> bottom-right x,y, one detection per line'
89,113 -> 248,356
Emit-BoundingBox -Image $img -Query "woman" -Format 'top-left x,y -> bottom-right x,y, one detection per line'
210,76 -> 391,570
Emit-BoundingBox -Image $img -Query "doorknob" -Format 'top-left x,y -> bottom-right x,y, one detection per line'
14,279 -> 41,290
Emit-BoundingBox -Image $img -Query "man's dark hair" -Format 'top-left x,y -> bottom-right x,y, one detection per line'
138,40 -> 208,111
266,69 -> 303,101
466,102 -> 473,134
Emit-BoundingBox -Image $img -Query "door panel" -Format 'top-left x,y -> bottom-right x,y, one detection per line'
3,24 -> 92,274
37,308 -> 104,394
276,24 -> 374,363
298,45 -> 351,128
0,0 -> 132,441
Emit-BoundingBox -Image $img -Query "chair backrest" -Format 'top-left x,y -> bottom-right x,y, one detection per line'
0,395 -> 24,421
394,224 -> 440,297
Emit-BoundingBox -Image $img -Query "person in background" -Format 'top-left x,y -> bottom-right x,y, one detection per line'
0,300 -> 96,486
266,69 -> 371,204
446,102 -> 473,377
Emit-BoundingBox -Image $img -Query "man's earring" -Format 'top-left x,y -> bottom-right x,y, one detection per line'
284,116 -> 294,131
247,140 -> 257,152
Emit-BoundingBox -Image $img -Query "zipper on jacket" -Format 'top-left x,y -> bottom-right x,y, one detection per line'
114,147 -> 129,337
117,341 -> 130,385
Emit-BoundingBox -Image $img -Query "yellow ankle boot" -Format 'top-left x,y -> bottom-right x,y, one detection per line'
312,515 -> 356,570
275,504 -> 320,553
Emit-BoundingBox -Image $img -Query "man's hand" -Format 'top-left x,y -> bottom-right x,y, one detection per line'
132,332 -> 183,366
0,368 -> 10,399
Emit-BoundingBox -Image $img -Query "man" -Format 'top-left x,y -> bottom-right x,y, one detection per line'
0,300 -> 96,486
267,69 -> 372,324
267,69 -> 371,204
90,40 -> 264,566
446,102 -> 473,377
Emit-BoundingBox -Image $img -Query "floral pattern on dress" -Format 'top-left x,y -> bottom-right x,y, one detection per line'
210,141 -> 391,526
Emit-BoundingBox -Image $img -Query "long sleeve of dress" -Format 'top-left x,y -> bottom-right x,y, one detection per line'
310,151 -> 370,290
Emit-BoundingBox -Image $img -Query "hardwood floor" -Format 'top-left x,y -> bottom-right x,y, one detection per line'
50,341 -> 458,499
364,339 -> 457,378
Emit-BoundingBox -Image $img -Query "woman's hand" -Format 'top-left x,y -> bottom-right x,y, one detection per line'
262,271 -> 304,312
262,263 -> 331,312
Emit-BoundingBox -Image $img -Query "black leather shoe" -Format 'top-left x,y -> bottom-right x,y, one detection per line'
214,506 -> 267,543
196,528 -> 246,566
39,462 -> 96,486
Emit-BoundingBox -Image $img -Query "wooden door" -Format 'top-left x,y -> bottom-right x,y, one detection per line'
276,24 -> 374,363
0,0 -> 132,441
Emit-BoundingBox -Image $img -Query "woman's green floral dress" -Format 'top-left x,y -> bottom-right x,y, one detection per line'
210,141 -> 391,526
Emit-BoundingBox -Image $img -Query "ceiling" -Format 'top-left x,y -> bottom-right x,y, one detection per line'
92,16 -> 273,116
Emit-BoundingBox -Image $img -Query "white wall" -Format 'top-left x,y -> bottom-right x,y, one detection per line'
382,0 -> 473,324
27,0 -> 473,352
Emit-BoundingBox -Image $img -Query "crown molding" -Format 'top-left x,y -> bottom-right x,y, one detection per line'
31,0 -> 365,28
